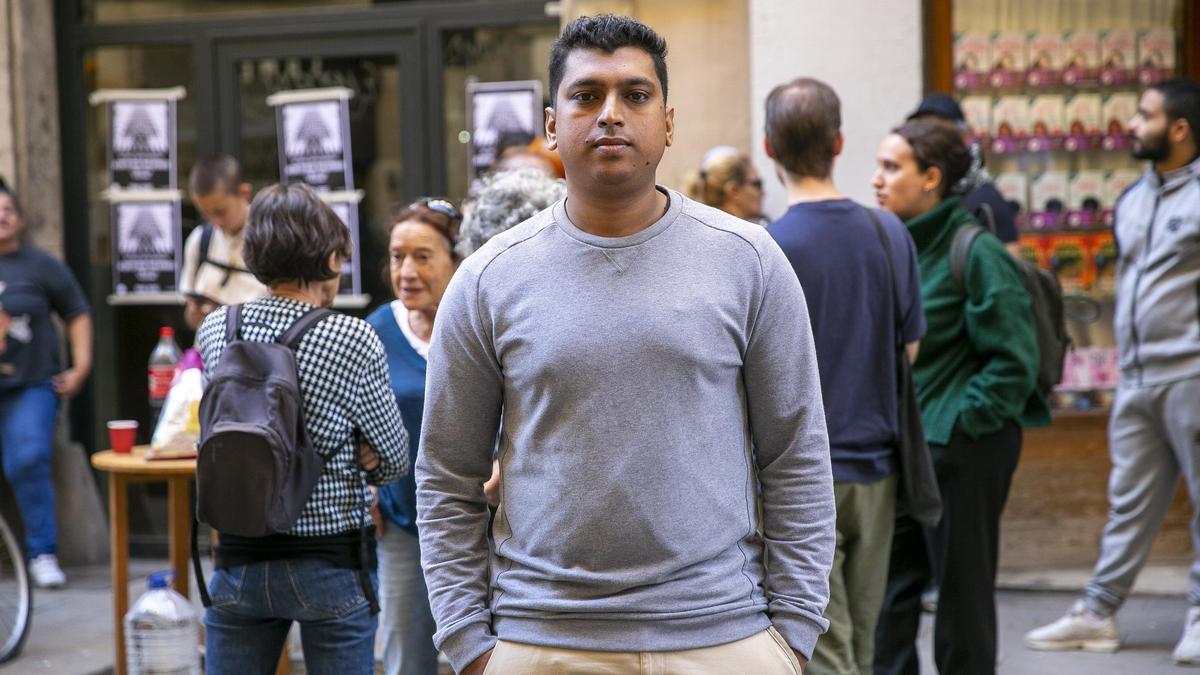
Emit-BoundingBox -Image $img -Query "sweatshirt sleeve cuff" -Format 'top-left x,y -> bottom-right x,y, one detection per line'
440,621 -> 497,674
771,615 -> 825,661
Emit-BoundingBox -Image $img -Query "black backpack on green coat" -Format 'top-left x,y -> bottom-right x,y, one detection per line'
949,204 -> 1071,396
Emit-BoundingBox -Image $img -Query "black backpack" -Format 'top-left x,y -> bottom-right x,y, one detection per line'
194,304 -> 332,536
949,223 -> 1071,396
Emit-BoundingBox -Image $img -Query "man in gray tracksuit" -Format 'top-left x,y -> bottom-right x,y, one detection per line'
1026,78 -> 1200,665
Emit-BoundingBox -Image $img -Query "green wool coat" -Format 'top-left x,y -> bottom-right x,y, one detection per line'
905,196 -> 1051,445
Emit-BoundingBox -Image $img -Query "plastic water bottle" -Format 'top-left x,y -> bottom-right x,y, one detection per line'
148,327 -> 182,425
124,570 -> 200,675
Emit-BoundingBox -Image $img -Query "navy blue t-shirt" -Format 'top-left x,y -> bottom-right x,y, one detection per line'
0,245 -> 90,389
769,199 -> 925,483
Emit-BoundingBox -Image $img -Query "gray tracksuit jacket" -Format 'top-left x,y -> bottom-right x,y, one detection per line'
1113,156 -> 1200,387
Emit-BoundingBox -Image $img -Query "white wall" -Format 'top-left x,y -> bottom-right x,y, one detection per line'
749,0 -> 923,218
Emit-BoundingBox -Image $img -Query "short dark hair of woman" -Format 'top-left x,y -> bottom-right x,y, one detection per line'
390,199 -> 462,260
243,182 -> 351,287
549,14 -> 669,104
892,118 -> 972,198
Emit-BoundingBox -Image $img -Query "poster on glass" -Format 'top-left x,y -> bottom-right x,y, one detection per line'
268,88 -> 355,192
467,80 -> 543,183
111,197 -> 182,295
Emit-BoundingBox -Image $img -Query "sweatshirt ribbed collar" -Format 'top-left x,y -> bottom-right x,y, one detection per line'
553,186 -> 682,249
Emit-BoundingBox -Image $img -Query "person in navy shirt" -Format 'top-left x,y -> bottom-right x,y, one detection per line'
367,198 -> 463,675
0,180 -> 92,589
764,78 -> 924,675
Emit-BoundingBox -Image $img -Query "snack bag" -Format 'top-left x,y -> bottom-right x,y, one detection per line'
148,350 -> 204,460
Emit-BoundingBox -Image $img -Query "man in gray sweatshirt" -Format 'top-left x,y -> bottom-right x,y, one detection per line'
416,14 -> 835,675
1025,79 -> 1200,665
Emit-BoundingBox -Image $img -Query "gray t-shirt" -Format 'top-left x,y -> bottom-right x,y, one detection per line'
416,188 -> 835,672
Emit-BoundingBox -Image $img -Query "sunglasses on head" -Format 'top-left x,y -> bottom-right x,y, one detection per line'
417,197 -> 462,223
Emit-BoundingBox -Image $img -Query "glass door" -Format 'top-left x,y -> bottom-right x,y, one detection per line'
213,32 -> 426,308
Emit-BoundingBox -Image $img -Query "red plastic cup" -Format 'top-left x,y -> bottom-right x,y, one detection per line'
107,420 -> 138,454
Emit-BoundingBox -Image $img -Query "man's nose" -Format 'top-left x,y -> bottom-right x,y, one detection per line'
598,93 -> 624,127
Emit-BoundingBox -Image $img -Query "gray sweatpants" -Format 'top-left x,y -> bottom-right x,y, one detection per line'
1085,376 -> 1200,615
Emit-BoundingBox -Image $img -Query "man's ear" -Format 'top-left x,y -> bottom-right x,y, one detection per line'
236,182 -> 253,202
763,135 -> 776,160
545,107 -> 557,151
833,131 -> 845,158
664,106 -> 675,147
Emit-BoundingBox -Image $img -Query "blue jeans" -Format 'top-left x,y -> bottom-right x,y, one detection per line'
378,526 -> 438,675
204,558 -> 379,675
0,382 -> 60,557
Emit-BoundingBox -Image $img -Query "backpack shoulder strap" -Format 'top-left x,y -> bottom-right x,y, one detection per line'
976,201 -> 997,234
198,223 -> 214,269
224,304 -> 243,344
278,307 -> 334,350
950,223 -> 987,294
863,207 -> 905,350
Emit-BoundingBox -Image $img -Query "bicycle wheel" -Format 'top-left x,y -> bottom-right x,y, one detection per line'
0,514 -> 32,663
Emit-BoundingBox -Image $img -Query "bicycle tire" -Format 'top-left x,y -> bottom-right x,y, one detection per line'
0,514 -> 32,664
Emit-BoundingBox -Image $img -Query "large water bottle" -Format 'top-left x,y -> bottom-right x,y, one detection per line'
124,570 -> 200,675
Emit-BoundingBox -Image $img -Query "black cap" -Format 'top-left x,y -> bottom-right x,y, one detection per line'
907,93 -> 964,122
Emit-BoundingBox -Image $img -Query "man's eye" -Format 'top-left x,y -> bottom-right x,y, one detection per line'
628,91 -> 650,103
573,92 -> 596,102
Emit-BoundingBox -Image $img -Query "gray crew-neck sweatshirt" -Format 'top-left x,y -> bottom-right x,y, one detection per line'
416,188 -> 835,673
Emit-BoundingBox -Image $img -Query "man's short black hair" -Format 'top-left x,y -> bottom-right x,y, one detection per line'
243,183 -> 351,287
549,14 -> 668,105
1150,78 -> 1200,156
0,176 -> 21,215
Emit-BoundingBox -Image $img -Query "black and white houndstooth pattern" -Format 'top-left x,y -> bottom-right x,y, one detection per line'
197,296 -> 409,537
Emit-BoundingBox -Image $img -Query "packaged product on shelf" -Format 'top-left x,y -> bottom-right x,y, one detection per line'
1063,31 -> 1100,86
1100,30 -> 1136,85
1101,93 -> 1138,151
959,95 -> 992,141
1030,171 -> 1069,229
1047,232 -> 1092,293
1067,171 -> 1105,228
1102,169 -> 1142,226
1088,231 -> 1118,298
1017,233 -> 1049,269
1058,347 -> 1093,393
995,172 -> 1029,228
1064,94 -> 1102,151
1028,95 -> 1066,151
954,32 -> 991,90
989,32 -> 1027,88
991,96 -> 1030,154
1137,28 -> 1175,85
1027,32 -> 1064,87
1089,347 -> 1119,405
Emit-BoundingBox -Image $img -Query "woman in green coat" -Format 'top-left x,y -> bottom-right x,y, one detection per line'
870,118 -> 1050,675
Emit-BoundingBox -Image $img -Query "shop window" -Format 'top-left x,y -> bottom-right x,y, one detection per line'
949,0 -> 1184,413
441,24 -> 559,202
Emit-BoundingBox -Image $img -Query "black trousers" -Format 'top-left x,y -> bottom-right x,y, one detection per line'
874,422 -> 1022,675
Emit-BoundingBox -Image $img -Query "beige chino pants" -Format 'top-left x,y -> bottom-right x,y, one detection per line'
481,627 -> 804,674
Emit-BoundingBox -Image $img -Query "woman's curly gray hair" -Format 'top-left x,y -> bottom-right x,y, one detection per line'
456,169 -> 567,258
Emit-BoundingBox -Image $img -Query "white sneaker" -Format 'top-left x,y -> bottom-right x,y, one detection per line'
1174,607 -> 1200,664
29,554 -> 66,589
1024,600 -> 1120,653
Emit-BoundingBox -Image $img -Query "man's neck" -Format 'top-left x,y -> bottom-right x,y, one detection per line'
0,239 -> 17,256
564,181 -> 667,238
783,174 -> 844,206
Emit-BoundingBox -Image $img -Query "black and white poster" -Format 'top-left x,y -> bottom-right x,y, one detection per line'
111,200 -> 181,294
327,199 -> 362,296
108,99 -> 176,190
467,80 -> 543,181
269,89 -> 354,192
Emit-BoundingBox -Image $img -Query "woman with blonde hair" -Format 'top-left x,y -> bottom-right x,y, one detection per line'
684,146 -> 766,223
